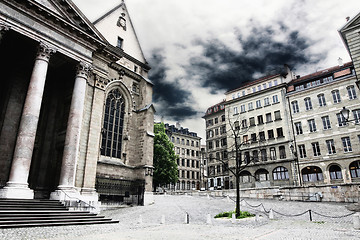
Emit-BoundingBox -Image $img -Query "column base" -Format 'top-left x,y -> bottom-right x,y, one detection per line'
144,191 -> 155,205
0,182 -> 34,199
49,185 -> 81,201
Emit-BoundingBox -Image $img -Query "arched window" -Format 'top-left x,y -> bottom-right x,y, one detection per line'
240,171 -> 251,183
273,166 -> 289,180
329,165 -> 342,180
302,166 -> 323,182
101,89 -> 125,158
350,161 -> 360,178
255,169 -> 269,181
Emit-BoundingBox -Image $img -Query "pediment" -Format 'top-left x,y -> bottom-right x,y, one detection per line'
17,0 -> 106,43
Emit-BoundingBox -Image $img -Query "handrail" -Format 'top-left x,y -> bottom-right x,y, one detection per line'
58,189 -> 96,209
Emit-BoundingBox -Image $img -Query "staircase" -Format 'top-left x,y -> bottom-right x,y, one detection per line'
0,199 -> 119,228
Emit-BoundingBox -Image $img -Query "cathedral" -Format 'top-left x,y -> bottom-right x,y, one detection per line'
0,0 -> 154,207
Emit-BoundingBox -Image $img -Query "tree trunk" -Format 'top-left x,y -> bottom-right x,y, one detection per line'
235,175 -> 240,217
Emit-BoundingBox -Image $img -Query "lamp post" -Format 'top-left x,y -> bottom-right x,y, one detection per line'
290,143 -> 302,186
340,107 -> 359,125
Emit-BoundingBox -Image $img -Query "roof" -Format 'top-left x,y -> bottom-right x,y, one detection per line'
203,100 -> 226,117
288,62 -> 353,85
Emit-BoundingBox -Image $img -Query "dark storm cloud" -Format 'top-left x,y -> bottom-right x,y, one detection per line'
149,22 -> 325,120
148,50 -> 199,120
190,24 -> 324,92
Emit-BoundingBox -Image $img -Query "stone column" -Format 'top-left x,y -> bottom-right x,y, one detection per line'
50,62 -> 91,200
0,42 -> 56,199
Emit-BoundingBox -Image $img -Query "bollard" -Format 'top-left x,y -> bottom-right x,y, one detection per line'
255,213 -> 260,222
184,213 -> 190,224
308,210 -> 312,221
269,209 -> 274,219
231,213 -> 236,223
138,214 -> 143,224
353,213 -> 360,230
207,194 -> 210,199
161,215 -> 165,224
206,214 -> 212,224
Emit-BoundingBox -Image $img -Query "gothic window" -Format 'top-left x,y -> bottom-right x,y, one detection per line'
101,88 -> 126,158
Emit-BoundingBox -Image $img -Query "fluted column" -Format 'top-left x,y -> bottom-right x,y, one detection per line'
51,62 -> 91,198
0,42 -> 56,199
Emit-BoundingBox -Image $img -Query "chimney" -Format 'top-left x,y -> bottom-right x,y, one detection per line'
296,75 -> 300,79
338,57 -> 343,66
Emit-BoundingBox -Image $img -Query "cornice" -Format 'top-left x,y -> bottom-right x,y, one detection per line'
109,62 -> 143,82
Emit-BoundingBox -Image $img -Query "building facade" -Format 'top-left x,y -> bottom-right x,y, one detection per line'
164,123 -> 202,191
224,66 -> 299,189
0,0 -> 154,207
203,101 -> 229,189
287,62 -> 360,186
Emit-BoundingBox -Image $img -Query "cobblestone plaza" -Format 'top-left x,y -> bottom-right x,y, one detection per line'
1,195 -> 359,239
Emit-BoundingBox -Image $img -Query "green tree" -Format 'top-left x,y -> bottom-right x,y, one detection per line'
153,123 -> 179,191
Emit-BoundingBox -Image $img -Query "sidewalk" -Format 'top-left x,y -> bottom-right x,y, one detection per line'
0,194 -> 359,239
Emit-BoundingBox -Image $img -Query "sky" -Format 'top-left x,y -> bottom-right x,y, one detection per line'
73,0 -> 360,143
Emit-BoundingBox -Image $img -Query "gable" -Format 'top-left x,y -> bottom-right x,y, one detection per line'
93,2 -> 147,65
340,12 -> 360,33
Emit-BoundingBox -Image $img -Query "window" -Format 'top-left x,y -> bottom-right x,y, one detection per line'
263,83 -> 267,89
233,107 -> 238,114
214,117 -> 218,124
270,147 -> 276,160
240,171 -> 251,183
261,149 -> 267,161
347,85 -> 357,100
252,150 -> 259,162
273,167 -> 289,180
241,119 -> 247,128
221,138 -> 227,146
276,128 -> 284,138
353,109 -> 360,124
101,88 -> 125,158
248,102 -> 253,111
258,85 -> 262,91
268,81 -> 272,87
242,90 -> 246,96
244,152 -> 250,164
350,161 -> 360,178
292,101 -> 299,113
273,95 -> 279,103
274,110 -> 281,120
259,131 -> 265,141
243,135 -> 248,144
257,115 -> 264,125
221,115 -> 225,122
332,90 -> 341,103
326,139 -> 336,154
264,97 -> 270,106
322,116 -> 331,130
304,97 -> 312,110
171,137 -> 175,143
249,117 -> 255,126
266,113 -> 272,123
255,169 -> 269,181
221,125 -> 226,134
176,137 -> 180,144
336,113 -> 346,127
295,122 -> 303,135
256,100 -> 262,108
307,119 -> 316,132
240,104 -> 246,113
252,87 -> 256,93
317,94 -> 326,107
208,130 -> 214,138
215,140 -> 219,148
329,165 -> 342,180
302,166 -> 323,182
312,142 -> 321,156
268,129 -> 274,139
251,133 -> 257,143
208,141 -> 213,149
341,137 -> 352,152
117,37 -> 123,48
234,121 -> 240,130
274,80 -> 278,86
181,139 -> 185,145
279,146 -> 286,159
186,140 -> 190,145
298,145 -> 306,158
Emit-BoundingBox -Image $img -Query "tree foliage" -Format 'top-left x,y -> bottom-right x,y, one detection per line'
153,123 -> 179,189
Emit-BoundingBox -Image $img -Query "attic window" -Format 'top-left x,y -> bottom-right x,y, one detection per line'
117,37 -> 123,49
117,17 -> 127,31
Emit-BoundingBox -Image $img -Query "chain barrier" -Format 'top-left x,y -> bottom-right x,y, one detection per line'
210,195 -> 356,221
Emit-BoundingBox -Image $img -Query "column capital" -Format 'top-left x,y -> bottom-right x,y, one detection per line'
76,62 -> 93,79
0,21 -> 11,32
36,42 -> 56,62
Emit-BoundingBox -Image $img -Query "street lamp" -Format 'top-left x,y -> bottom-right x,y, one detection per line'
340,106 -> 359,125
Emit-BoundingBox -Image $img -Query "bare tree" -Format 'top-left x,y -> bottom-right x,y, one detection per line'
209,111 -> 265,217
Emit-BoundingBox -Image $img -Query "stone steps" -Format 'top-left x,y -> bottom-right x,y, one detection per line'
0,198 -> 119,228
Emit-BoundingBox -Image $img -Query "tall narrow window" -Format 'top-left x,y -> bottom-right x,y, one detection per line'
101,89 -> 125,158
332,90 -> 341,103
298,145 -> 307,158
117,37 -> 123,49
322,116 -> 331,130
295,122 -> 303,135
317,94 -> 326,107
308,119 -> 316,132
353,109 -> 360,124
273,95 -> 279,103
347,85 -> 357,100
341,137 -> 352,152
304,97 -> 312,110
326,139 -> 336,154
312,142 -> 321,156
292,101 -> 299,113
336,113 -> 346,127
